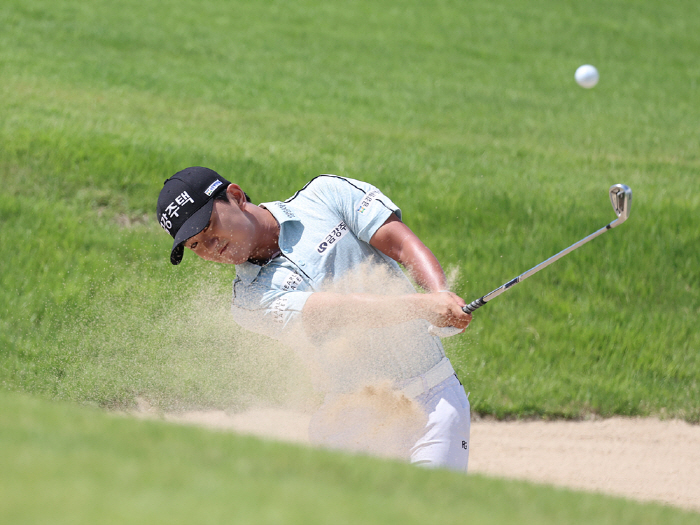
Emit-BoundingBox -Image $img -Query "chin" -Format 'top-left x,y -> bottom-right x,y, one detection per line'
224,254 -> 247,265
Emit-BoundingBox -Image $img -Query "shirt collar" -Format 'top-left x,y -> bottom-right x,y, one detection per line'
259,201 -> 300,225
235,260 -> 263,285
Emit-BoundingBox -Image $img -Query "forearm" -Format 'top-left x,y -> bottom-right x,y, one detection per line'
397,240 -> 448,292
369,215 -> 448,292
302,292 -> 421,331
302,290 -> 471,334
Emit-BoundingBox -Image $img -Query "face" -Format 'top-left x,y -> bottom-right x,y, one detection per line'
185,191 -> 257,264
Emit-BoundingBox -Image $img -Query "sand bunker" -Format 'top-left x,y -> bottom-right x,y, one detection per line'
141,403 -> 700,513
469,416 -> 700,512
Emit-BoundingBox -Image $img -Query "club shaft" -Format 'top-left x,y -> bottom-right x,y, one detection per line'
462,220 -> 617,314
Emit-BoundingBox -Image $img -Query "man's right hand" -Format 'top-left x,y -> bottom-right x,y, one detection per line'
414,291 -> 472,331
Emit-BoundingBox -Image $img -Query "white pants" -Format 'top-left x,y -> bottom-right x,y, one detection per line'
410,374 -> 471,472
308,374 -> 470,472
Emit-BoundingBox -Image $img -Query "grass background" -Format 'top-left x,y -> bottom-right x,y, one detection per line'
0,0 -> 699,521
1,0 -> 698,419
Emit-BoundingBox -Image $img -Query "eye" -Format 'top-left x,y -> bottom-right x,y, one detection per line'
190,241 -> 198,250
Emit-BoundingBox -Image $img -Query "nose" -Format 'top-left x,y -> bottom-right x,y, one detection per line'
202,234 -> 219,254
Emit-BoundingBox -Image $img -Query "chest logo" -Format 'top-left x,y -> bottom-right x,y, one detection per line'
317,221 -> 349,253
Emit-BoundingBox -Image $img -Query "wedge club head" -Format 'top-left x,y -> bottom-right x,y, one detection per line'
609,184 -> 632,227
429,183 -> 634,336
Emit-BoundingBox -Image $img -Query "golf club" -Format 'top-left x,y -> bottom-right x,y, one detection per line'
429,184 -> 632,338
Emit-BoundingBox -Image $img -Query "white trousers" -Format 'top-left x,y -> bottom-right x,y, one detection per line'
410,374 -> 471,472
308,374 -> 470,472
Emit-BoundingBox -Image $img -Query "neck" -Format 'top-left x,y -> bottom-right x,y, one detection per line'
247,205 -> 281,265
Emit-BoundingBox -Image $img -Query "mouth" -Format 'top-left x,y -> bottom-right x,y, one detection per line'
218,243 -> 228,256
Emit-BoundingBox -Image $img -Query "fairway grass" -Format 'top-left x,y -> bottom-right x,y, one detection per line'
2,0 -> 699,421
1,390 -> 698,525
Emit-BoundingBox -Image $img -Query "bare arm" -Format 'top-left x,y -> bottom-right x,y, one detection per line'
303,292 -> 438,329
369,213 -> 447,292
302,213 -> 471,333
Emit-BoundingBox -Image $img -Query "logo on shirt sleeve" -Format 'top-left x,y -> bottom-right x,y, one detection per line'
270,297 -> 288,324
356,190 -> 381,214
317,221 -> 349,253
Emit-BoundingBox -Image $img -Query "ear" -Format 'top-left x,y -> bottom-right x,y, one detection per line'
225,183 -> 248,208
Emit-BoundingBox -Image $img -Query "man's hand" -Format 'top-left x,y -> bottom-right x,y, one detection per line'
415,291 -> 472,330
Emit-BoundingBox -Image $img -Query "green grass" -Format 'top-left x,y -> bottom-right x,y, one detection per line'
1,0 -> 699,521
2,0 -> 698,420
2,390 -> 698,525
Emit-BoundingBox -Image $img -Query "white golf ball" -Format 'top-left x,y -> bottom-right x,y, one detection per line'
575,65 -> 599,88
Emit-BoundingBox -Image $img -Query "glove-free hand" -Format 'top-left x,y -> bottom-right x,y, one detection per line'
425,291 -> 471,338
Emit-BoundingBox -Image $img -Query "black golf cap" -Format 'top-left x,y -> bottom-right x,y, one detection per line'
157,167 -> 230,265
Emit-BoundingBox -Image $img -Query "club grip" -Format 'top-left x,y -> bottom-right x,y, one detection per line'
463,297 -> 486,314
428,297 -> 487,337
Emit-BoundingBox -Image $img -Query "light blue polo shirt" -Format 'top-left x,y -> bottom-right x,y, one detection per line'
231,175 -> 445,392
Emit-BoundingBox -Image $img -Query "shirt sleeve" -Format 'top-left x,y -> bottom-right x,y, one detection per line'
231,277 -> 313,345
315,175 -> 402,244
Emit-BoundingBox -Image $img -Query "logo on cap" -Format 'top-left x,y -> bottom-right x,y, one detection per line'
159,191 -> 195,234
204,180 -> 223,196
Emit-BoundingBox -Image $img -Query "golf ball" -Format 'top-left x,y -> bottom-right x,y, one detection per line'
575,65 -> 599,88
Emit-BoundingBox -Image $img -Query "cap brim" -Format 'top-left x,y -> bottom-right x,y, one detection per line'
169,199 -> 215,265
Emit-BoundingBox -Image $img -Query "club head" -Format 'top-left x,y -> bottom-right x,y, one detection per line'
609,184 -> 632,227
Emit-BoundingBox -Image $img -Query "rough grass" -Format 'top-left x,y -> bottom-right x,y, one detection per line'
1,0 -> 698,421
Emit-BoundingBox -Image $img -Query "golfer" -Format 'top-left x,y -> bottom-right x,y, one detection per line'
157,166 -> 473,470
